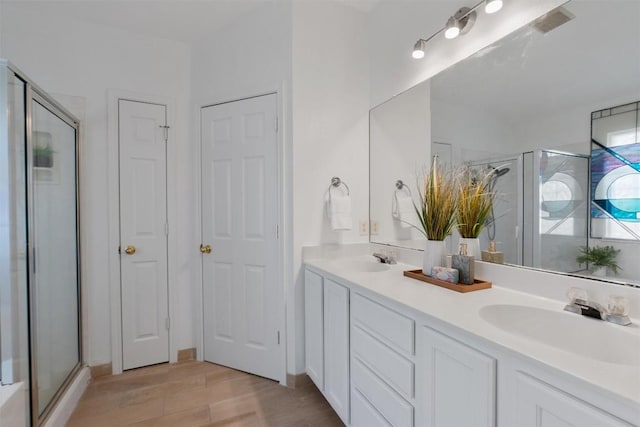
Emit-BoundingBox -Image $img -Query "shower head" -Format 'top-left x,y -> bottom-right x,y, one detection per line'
488,164 -> 510,178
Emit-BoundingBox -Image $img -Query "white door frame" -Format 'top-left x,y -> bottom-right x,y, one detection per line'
195,86 -> 287,385
107,89 -> 178,375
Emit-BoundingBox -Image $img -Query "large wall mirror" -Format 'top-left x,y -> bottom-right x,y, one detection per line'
370,0 -> 640,285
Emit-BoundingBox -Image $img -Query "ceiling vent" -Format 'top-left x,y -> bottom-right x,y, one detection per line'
531,6 -> 575,34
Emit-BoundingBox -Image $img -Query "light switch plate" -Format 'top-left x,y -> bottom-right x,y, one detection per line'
359,220 -> 368,236
371,220 -> 379,235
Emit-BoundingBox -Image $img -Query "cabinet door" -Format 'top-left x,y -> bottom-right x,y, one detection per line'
324,279 -> 350,424
515,373 -> 633,427
417,327 -> 496,427
352,386 -> 393,427
304,269 -> 324,389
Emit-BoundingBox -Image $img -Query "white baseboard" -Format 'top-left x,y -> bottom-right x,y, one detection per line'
42,367 -> 90,427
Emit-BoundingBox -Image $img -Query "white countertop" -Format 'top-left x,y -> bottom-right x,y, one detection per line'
305,255 -> 640,409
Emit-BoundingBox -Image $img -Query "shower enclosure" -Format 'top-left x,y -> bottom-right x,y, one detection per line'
0,60 -> 82,426
471,149 -> 589,272
523,150 -> 589,272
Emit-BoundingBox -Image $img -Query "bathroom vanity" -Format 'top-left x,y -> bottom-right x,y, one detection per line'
304,256 -> 640,427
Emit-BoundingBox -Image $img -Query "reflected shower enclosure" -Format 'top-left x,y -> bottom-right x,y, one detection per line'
0,60 -> 82,426
471,150 -> 589,272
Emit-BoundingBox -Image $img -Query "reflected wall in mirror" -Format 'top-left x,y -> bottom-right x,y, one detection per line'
369,0 -> 640,285
370,80 -> 430,250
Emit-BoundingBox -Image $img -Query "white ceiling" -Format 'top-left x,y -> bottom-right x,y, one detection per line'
0,0 -> 379,44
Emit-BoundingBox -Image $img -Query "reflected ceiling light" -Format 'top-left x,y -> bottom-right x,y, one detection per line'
485,0 -> 503,14
444,16 -> 461,39
412,39 -> 426,59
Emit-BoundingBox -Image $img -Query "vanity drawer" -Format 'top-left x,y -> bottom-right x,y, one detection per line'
351,324 -> 414,399
352,357 -> 414,427
351,293 -> 414,357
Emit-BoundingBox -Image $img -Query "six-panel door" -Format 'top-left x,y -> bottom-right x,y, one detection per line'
119,99 -> 169,370
201,94 -> 281,381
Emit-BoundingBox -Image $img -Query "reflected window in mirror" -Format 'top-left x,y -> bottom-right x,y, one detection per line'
590,101 -> 640,241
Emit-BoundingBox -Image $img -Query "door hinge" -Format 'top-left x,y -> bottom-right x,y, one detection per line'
165,223 -> 169,236
118,246 -> 121,254
275,116 -> 278,132
165,317 -> 170,330
277,330 -> 280,345
276,224 -> 279,240
159,124 -> 170,142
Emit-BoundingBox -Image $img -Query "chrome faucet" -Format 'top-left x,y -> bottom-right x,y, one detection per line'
373,252 -> 396,264
563,298 -> 606,320
564,288 -> 632,326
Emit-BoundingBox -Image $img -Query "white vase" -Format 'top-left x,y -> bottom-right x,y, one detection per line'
423,240 -> 446,276
459,237 -> 481,258
592,266 -> 607,277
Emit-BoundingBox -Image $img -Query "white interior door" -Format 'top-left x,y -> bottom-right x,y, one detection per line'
201,94 -> 280,381
119,99 -> 169,370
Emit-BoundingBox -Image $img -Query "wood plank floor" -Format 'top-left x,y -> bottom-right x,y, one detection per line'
66,360 -> 344,427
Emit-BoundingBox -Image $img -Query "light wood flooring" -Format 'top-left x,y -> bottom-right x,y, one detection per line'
66,360 -> 344,427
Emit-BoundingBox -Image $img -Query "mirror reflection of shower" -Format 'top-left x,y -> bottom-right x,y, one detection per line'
469,156 -> 520,265
485,164 -> 511,241
469,150 -> 589,271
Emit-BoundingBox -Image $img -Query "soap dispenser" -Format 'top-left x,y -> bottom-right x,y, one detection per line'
452,243 -> 475,285
481,241 -> 504,264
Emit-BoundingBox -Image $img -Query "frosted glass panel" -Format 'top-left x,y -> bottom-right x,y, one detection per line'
31,100 -> 79,415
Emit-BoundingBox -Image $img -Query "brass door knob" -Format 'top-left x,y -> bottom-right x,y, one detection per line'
124,245 -> 136,255
200,244 -> 212,254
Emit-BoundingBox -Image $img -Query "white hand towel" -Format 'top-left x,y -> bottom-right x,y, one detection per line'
393,192 -> 415,229
327,193 -> 353,230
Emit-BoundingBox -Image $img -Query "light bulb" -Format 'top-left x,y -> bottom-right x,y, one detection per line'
485,0 -> 503,14
444,16 -> 461,39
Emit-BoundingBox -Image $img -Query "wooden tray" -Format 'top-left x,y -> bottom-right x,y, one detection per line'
403,269 -> 492,293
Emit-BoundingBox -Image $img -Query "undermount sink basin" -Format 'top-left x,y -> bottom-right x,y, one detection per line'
332,259 -> 391,273
479,304 -> 640,366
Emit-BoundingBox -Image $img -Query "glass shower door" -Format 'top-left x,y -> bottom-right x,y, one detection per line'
529,150 -> 589,272
29,96 -> 80,418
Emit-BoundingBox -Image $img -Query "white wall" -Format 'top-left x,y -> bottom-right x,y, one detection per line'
0,5 -> 193,366
190,1 -> 294,375
291,1 -> 370,373
190,1 -> 370,376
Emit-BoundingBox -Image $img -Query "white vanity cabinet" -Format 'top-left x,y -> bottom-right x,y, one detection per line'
416,327 -> 496,427
511,372 -> 634,427
304,264 -> 638,427
304,269 -> 350,424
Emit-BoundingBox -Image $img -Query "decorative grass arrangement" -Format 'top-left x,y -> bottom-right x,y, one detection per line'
576,245 -> 621,274
456,167 -> 496,238
414,156 -> 459,241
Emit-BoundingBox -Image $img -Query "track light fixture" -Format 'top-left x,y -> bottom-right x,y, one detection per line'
412,0 -> 504,59
412,39 -> 426,59
485,0 -> 503,14
444,16 -> 461,39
